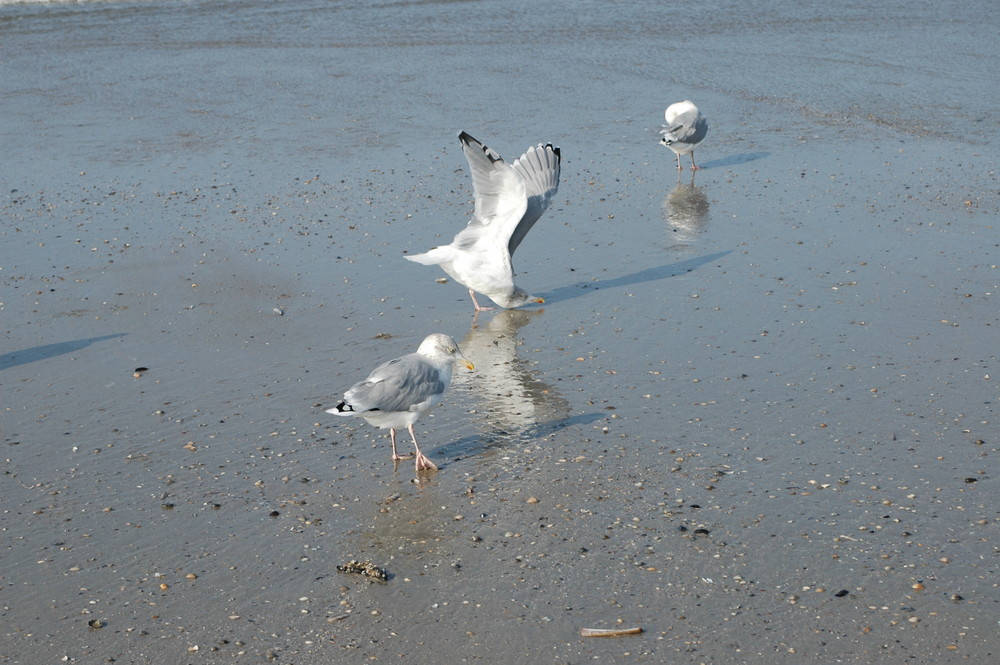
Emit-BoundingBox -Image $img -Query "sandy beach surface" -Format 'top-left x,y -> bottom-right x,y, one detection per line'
2,0 -> 998,663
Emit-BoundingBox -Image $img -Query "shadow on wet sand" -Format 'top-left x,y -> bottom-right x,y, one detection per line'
0,333 -> 127,371
541,250 -> 732,304
432,411 -> 607,466
697,152 -> 769,170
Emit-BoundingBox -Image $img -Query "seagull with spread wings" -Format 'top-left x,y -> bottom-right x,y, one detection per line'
405,131 -> 561,311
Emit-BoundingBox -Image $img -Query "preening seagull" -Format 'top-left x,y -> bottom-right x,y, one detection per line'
327,333 -> 474,472
660,100 -> 708,170
405,131 -> 561,311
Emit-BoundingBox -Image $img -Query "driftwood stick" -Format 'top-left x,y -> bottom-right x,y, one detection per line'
579,626 -> 643,638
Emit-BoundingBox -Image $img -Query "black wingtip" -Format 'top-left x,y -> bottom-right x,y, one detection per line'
459,131 -> 503,164
458,131 -> 484,153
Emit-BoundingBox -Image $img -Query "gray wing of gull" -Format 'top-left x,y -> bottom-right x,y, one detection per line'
508,142 -> 561,256
454,131 -> 528,252
344,354 -> 446,414
662,108 -> 708,146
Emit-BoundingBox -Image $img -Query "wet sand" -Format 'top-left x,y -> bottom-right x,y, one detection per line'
2,1 -> 998,663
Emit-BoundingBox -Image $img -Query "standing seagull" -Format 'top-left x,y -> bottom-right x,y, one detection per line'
660,100 -> 708,170
327,333 -> 474,472
405,131 -> 561,311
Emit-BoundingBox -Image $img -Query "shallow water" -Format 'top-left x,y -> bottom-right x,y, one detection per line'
2,0 -> 998,663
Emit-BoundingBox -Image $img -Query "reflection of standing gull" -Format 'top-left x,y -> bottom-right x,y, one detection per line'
663,178 -> 710,247
456,310 -> 569,437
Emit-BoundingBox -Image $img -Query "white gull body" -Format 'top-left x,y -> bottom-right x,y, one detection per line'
660,100 -> 708,170
405,131 -> 561,311
327,333 -> 474,471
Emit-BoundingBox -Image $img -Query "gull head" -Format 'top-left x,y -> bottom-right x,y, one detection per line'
418,333 -> 474,370
492,287 -> 544,309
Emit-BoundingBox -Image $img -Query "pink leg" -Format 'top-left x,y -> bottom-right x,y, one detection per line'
690,152 -> 699,171
407,423 -> 438,471
469,289 -> 494,312
676,153 -> 683,171
389,428 -> 412,461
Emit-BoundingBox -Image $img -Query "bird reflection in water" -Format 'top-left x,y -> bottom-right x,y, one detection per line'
662,175 -> 710,249
362,310 -> 570,551
456,309 -> 569,444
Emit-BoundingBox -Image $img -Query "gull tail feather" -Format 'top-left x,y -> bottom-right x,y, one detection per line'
405,246 -> 456,266
327,401 -> 358,416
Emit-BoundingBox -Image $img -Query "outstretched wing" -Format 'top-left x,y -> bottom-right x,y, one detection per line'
508,142 -> 561,256
458,131 -> 528,243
